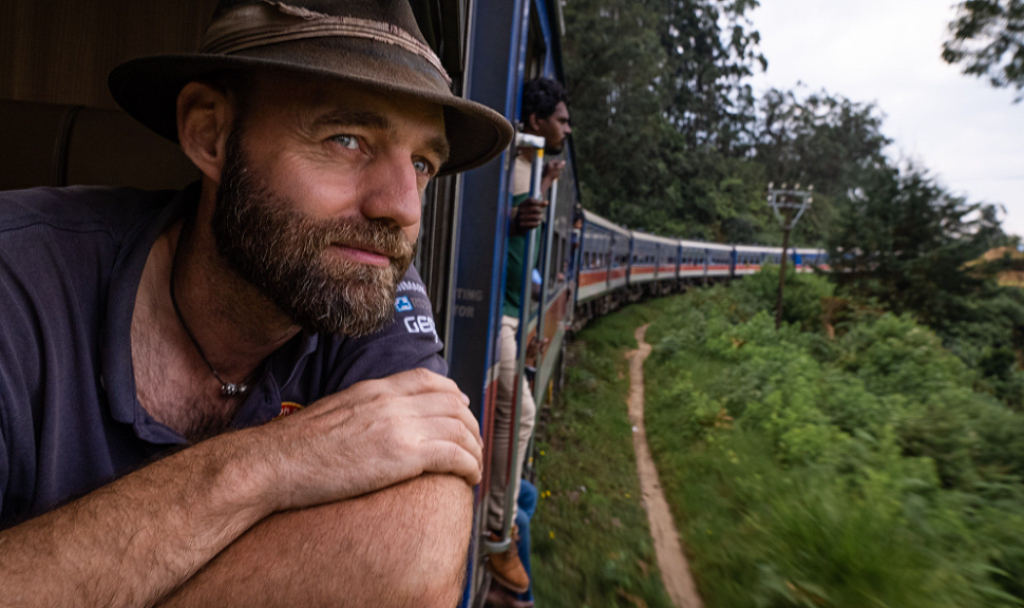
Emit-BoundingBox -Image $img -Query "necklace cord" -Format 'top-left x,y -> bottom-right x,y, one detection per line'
169,219 -> 250,397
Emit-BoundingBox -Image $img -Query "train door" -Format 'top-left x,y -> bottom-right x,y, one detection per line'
445,0 -> 578,605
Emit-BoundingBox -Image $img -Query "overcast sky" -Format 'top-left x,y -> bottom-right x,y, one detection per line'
747,0 -> 1024,237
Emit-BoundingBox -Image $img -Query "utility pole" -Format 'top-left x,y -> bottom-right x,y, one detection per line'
767,183 -> 813,329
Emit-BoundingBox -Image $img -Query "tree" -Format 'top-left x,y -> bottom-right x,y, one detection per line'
753,88 -> 891,245
562,0 -> 769,239
828,163 -> 1004,325
647,0 -> 765,153
943,0 -> 1024,99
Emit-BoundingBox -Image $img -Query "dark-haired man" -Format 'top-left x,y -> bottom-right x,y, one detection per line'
0,1 -> 512,607
486,77 -> 571,597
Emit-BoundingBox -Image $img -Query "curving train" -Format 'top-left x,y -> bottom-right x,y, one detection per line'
572,208 -> 828,330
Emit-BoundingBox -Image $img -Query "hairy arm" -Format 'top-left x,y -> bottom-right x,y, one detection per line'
159,474 -> 474,608
0,370 -> 481,608
0,436 -> 270,607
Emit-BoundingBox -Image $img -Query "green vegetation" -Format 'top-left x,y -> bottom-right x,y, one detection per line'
531,303 -> 674,608
562,1 -> 1011,250
549,3 -> 1024,605
943,0 -> 1024,99
561,0 -> 1024,397
644,271 -> 1024,607
824,162 -> 1024,409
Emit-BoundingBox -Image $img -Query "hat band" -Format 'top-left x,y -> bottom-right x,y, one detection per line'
200,2 -> 451,86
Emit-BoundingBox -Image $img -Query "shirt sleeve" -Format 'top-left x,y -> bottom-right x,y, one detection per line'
0,254 -> 42,529
320,265 -> 447,393
0,427 -> 7,526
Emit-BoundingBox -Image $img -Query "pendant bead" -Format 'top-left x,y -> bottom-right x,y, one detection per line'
221,383 -> 248,397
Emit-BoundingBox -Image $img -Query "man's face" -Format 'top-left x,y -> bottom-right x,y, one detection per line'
211,74 -> 448,337
531,101 -> 571,154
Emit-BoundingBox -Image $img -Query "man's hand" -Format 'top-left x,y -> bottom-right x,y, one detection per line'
541,159 -> 566,193
251,368 -> 483,513
525,336 -> 550,368
510,197 -> 549,237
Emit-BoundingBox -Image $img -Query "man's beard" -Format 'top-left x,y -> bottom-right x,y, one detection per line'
211,130 -> 416,338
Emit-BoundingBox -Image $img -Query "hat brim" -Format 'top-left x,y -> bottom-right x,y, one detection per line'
109,53 -> 513,176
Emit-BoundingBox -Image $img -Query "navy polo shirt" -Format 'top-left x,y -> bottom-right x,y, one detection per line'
0,184 -> 445,529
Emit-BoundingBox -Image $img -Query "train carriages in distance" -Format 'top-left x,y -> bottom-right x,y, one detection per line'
577,209 -> 632,303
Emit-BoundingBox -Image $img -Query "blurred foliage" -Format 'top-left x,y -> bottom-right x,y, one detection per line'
643,275 -> 1024,607
824,162 -> 1024,408
562,0 -> 773,242
943,0 -> 1024,100
562,1 -> 896,247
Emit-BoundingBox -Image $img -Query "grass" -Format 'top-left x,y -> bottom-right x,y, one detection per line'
530,300 -> 674,608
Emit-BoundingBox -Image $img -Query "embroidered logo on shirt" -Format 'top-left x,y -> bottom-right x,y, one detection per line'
273,402 -> 305,420
404,315 -> 439,343
395,295 -> 414,312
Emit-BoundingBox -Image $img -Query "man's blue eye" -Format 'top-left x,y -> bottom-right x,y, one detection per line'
333,135 -> 359,150
413,159 -> 432,174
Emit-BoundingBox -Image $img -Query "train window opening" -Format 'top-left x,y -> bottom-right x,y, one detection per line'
523,8 -> 547,82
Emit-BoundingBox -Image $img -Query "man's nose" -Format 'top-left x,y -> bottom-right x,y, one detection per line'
359,153 -> 422,228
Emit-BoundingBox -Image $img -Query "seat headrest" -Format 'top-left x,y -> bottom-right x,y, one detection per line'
0,99 -> 200,192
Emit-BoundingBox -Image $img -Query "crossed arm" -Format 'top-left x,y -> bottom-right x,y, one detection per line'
0,369 -> 482,608
160,474 -> 473,608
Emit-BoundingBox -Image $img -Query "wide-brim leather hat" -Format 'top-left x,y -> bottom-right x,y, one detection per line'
109,0 -> 513,175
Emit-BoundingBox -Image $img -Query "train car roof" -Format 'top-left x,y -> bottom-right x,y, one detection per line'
631,231 -> 678,247
734,244 -> 779,254
703,242 -> 734,252
795,247 -> 827,254
582,209 -> 630,237
679,239 -> 711,249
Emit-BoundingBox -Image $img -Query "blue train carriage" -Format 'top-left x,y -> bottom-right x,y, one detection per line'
733,244 -> 780,276
680,239 -> 710,283
794,247 -> 829,272
627,231 -> 681,300
574,209 -> 632,325
705,242 -> 735,279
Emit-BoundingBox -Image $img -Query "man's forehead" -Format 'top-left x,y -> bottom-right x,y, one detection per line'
250,71 -> 445,123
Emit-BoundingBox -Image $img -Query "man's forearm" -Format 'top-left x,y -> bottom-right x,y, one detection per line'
0,370 -> 481,608
158,474 -> 474,608
0,436 -> 270,608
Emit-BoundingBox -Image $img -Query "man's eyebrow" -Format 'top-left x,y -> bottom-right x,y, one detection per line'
427,135 -> 451,165
310,110 -> 391,132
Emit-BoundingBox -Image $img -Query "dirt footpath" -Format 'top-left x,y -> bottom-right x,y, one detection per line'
626,324 -> 704,608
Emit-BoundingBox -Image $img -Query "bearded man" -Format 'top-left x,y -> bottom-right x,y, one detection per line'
0,1 -> 512,607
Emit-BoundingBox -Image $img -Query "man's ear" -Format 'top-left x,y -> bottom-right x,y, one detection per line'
177,81 -> 235,185
526,111 -> 541,134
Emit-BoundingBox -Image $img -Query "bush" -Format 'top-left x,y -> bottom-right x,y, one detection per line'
642,273 -> 1024,607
